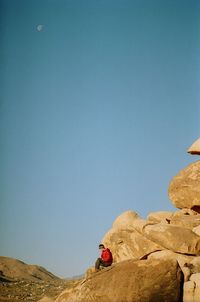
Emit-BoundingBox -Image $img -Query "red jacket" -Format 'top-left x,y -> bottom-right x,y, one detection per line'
101,248 -> 113,264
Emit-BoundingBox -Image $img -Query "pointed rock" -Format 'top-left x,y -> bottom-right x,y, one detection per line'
187,138 -> 200,155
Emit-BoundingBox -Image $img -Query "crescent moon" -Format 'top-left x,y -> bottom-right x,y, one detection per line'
37,25 -> 44,32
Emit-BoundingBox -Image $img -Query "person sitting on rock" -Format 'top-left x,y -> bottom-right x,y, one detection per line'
95,244 -> 113,272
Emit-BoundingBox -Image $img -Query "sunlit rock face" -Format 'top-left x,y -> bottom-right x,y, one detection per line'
168,161 -> 200,212
142,223 -> 200,255
55,257 -> 183,302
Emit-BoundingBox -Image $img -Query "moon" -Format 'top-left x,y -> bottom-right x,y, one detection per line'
37,25 -> 44,32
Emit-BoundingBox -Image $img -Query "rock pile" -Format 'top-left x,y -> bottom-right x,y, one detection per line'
54,138 -> 200,302
55,139 -> 200,301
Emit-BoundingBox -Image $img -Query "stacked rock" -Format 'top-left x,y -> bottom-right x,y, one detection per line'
55,139 -> 200,302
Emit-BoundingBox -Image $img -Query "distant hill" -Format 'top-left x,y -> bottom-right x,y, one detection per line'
0,256 -> 60,282
66,274 -> 84,280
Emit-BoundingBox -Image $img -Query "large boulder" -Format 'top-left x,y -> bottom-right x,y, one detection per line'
55,258 -> 183,302
142,223 -> 200,255
168,161 -> 200,212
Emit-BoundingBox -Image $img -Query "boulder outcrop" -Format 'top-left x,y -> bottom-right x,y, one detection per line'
168,160 -> 200,211
55,207 -> 200,302
54,139 -> 200,302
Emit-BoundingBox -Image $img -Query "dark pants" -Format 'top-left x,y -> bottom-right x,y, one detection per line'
95,258 -> 111,270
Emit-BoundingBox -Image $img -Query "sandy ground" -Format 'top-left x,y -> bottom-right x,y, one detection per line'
0,278 -> 80,302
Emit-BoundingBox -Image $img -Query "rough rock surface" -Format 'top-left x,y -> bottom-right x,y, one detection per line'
55,258 -> 183,302
168,160 -> 200,211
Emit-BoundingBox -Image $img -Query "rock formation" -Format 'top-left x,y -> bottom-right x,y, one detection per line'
32,139 -> 200,301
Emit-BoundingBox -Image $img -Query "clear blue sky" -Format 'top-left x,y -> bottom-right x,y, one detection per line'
0,0 -> 200,278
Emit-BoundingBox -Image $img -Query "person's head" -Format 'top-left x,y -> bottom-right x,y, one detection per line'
98,244 -> 105,250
